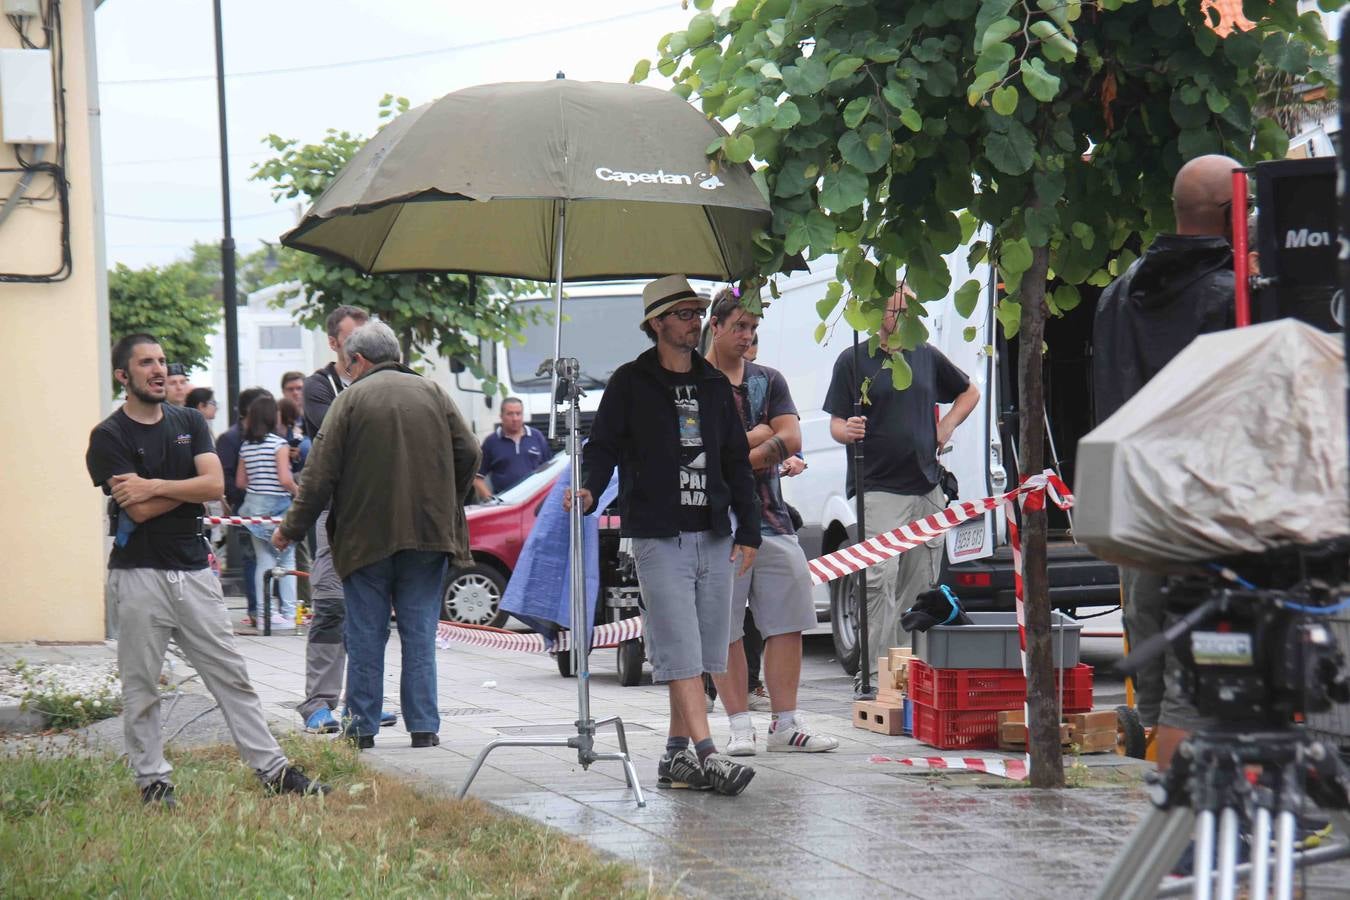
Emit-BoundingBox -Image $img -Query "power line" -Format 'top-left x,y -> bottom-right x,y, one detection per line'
99,4 -> 673,87
103,150 -> 272,168
106,209 -> 288,223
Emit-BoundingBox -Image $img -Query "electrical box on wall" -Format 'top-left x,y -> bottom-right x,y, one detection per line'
0,48 -> 55,145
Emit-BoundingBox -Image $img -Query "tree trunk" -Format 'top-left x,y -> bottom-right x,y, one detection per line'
1018,244 -> 1064,789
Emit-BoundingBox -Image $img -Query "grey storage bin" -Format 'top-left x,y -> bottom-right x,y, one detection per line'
913,611 -> 1082,669
1306,612 -> 1350,750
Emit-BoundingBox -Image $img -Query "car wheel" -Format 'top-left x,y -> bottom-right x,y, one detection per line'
615,608 -> 644,687
441,564 -> 509,628
1116,705 -> 1148,759
830,570 -> 862,676
555,646 -> 576,678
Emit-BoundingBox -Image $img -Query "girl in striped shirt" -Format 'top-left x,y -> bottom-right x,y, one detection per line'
235,393 -> 299,629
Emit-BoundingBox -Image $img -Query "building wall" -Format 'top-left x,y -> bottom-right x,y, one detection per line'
0,0 -> 108,641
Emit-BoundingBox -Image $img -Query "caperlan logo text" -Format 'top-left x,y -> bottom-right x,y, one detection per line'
595,167 -> 724,191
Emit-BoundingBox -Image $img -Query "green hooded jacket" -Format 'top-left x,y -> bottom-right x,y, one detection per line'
280,361 -> 480,578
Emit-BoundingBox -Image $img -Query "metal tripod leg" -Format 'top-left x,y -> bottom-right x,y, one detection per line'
1250,805 -> 1273,900
1094,806 -> 1197,900
1215,807 -> 1241,900
456,737 -> 572,799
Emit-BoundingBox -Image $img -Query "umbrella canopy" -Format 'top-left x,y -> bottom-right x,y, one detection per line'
280,79 -> 774,282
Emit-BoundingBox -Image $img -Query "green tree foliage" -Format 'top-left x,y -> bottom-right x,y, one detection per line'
251,95 -> 540,393
108,260 -> 220,394
638,0 -> 1336,350
638,0 -> 1339,786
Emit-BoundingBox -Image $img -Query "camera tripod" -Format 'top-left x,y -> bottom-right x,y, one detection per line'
1094,727 -> 1350,899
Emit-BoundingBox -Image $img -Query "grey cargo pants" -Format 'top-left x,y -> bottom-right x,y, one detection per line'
109,567 -> 286,787
863,486 -> 946,681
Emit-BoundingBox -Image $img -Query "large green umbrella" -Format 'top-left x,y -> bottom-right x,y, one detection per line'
280,79 -> 774,282
281,79 -> 786,810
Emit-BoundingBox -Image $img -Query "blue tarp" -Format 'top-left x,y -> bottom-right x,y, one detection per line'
499,459 -> 619,649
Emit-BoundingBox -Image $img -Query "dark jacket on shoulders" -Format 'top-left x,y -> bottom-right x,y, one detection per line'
302,362 -> 346,437
582,348 -> 761,547
1092,233 -> 1235,425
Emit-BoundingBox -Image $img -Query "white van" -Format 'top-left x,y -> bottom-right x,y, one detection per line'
429,282 -> 653,439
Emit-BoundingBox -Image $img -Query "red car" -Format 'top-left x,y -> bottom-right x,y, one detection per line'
441,454 -> 569,627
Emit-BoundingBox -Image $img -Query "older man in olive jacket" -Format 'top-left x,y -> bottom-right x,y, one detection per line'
274,320 -> 479,750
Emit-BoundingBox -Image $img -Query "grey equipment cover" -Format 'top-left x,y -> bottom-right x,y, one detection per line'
1074,319 -> 1347,570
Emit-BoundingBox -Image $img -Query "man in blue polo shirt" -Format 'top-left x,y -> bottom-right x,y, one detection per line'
474,397 -> 551,500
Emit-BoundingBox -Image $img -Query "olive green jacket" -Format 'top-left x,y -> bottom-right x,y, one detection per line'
280,361 -> 480,579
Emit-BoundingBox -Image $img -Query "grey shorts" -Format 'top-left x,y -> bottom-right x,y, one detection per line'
730,533 -> 817,641
632,531 -> 733,683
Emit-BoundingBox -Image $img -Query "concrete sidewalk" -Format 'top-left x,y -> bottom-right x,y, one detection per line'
7,630 -> 1350,899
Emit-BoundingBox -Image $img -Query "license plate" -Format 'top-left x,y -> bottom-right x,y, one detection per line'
1191,631 -> 1254,666
951,520 -> 986,559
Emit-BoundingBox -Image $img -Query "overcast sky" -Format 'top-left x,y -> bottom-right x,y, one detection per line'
95,0 -> 691,268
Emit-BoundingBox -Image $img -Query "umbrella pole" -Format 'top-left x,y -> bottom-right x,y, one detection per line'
458,199 -> 646,809
852,331 -> 872,699
547,201 -> 566,441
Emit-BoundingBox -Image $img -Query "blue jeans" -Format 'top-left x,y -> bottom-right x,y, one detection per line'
240,492 -> 295,622
342,549 -> 448,737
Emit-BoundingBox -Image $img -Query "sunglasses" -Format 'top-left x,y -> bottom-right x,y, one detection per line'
660,307 -> 705,322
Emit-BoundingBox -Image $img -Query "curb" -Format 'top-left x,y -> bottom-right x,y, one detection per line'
0,704 -> 47,733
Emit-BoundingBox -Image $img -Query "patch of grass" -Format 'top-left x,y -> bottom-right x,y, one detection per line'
0,733 -> 665,898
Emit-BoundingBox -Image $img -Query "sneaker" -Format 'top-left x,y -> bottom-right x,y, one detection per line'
266,765 -> 331,796
726,724 -> 757,757
304,708 -> 339,734
658,748 -> 711,791
701,752 -> 756,796
747,685 -> 772,712
141,780 -> 176,809
269,614 -> 295,631
767,716 -> 840,753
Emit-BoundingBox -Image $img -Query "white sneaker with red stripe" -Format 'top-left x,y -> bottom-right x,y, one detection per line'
767,716 -> 839,753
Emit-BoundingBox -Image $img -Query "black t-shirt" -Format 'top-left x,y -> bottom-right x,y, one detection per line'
823,341 -> 970,497
86,405 -> 215,570
658,367 -> 712,533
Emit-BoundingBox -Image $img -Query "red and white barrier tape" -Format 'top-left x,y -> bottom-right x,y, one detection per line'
203,516 -> 284,525
869,754 -> 1029,781
436,616 -> 643,653
804,471 -> 1073,586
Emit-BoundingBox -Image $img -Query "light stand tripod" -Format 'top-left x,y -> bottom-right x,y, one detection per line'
456,357 -> 646,808
1094,727 -> 1350,899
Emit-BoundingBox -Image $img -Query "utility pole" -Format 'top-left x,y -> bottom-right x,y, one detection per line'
213,0 -> 239,423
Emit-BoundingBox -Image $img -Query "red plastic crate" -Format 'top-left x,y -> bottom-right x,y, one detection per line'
909,660 -> 1094,713
911,700 -> 1000,750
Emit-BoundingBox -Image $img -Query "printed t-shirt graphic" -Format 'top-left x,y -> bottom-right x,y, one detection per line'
670,374 -> 710,532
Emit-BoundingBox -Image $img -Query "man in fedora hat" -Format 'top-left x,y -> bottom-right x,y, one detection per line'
565,274 -> 762,796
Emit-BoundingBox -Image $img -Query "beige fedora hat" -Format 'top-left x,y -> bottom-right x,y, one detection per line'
641,275 -> 708,324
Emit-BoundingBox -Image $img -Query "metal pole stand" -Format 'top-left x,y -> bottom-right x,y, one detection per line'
1094,728 -> 1350,900
457,358 -> 646,808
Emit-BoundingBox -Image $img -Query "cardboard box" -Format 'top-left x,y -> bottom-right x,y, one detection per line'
853,699 -> 905,736
1076,730 -> 1118,754
1065,710 -> 1116,742
997,709 -> 1070,750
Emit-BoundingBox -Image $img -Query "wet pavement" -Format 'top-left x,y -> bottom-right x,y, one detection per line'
6,624 -> 1350,898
